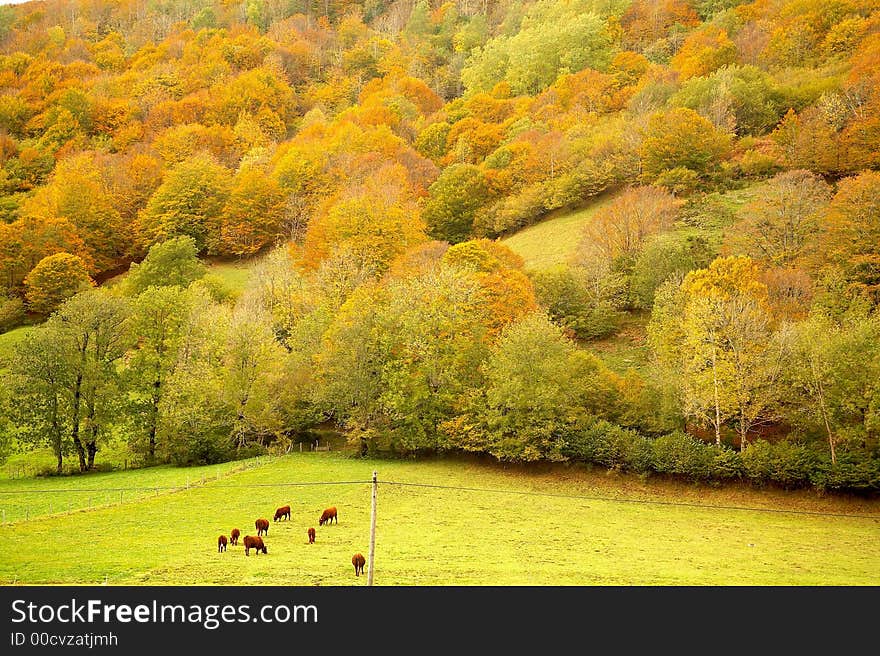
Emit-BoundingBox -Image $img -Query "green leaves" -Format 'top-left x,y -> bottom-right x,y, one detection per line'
123,236 -> 206,296
138,154 -> 231,254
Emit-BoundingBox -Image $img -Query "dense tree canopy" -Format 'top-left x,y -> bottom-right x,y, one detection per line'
0,0 -> 879,491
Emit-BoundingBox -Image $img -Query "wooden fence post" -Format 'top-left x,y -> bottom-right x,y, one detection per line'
368,471 -> 377,586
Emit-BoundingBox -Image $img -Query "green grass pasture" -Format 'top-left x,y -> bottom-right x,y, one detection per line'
1,453 -> 877,586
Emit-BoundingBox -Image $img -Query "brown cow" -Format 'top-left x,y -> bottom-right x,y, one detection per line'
243,535 -> 267,556
218,535 -> 228,553
352,553 -> 365,577
307,527 -> 315,544
318,507 -> 337,526
273,505 -> 291,522
230,528 -> 240,546
255,518 -> 269,536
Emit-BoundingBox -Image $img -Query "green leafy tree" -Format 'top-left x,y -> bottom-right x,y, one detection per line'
123,236 -> 206,296
137,154 -> 232,253
422,164 -> 489,244
443,312 -> 619,461
629,232 -> 715,309
640,108 -> 732,184
48,290 -> 131,471
532,266 -> 624,340
783,313 -> 880,463
6,328 -> 71,473
125,286 -> 193,462
649,256 -> 784,446
314,266 -> 490,454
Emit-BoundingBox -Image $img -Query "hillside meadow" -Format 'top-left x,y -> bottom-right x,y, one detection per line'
1,453 -> 878,586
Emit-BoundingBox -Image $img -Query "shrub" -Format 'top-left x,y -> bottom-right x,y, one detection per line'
532,266 -> 623,340
811,453 -> 880,493
0,294 -> 25,333
740,440 -> 818,489
164,431 -> 234,466
651,431 -> 715,481
562,420 -> 642,470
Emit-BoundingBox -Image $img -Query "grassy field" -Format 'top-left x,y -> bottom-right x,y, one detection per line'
590,311 -> 652,375
1,452 -> 878,586
0,324 -> 33,363
0,456 -> 273,521
502,193 -> 617,271
204,258 -> 256,295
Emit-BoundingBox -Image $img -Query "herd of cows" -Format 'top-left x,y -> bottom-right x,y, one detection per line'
216,504 -> 367,577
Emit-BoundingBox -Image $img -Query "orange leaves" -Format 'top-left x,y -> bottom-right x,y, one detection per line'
441,239 -> 536,335
621,0 -> 701,51
218,167 -> 287,258
671,25 -> 737,80
445,117 -> 504,165
358,72 -> 444,118
299,163 -> 428,275
820,170 -> 880,299
581,185 -> 681,263
640,107 -> 732,182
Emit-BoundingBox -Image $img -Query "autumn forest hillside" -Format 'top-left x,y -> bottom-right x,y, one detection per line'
0,0 -> 879,493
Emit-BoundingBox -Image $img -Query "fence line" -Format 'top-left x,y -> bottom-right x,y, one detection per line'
379,480 -> 880,520
0,454 -> 280,524
2,471 -> 878,525
0,480 -> 374,494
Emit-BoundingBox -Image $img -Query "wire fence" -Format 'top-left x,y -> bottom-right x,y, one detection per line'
1,470 -> 878,524
0,454 -> 278,524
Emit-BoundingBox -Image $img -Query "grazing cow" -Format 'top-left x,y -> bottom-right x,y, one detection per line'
318,507 -> 338,526
274,505 -> 291,522
352,553 -> 365,577
255,518 -> 269,536
218,535 -> 228,553
243,535 -> 267,556
307,527 -> 315,544
230,528 -> 240,546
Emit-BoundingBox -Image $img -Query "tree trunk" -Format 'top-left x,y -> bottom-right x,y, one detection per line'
711,345 -> 722,447
738,420 -> 748,449
71,375 -> 87,472
51,396 -> 62,474
87,441 -> 97,470
86,398 -> 98,470
148,375 -> 161,462
817,382 -> 836,465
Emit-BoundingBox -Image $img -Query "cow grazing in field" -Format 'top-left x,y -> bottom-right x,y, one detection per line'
274,505 -> 291,522
352,553 -> 365,577
255,518 -> 269,536
218,535 -> 228,553
307,527 -> 315,544
243,535 -> 267,556
230,528 -> 240,546
318,507 -> 337,526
